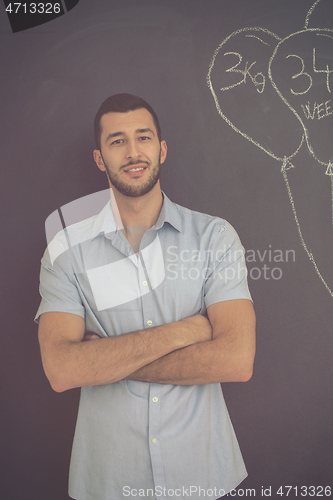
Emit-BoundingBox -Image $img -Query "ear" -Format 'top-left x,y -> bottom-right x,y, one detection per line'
93,150 -> 106,172
160,140 -> 167,165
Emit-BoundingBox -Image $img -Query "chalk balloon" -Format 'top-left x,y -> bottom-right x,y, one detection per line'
269,29 -> 333,166
208,28 -> 304,162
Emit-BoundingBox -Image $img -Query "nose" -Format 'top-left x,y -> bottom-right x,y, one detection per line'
125,139 -> 141,160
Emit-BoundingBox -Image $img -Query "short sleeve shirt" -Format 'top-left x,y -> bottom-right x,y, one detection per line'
35,192 -> 252,500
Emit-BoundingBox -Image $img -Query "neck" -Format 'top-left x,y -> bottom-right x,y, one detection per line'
110,183 -> 163,252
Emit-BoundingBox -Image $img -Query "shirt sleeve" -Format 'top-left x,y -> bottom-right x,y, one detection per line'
204,220 -> 252,308
34,246 -> 85,323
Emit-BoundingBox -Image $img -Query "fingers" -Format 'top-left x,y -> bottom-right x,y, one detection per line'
82,333 -> 101,342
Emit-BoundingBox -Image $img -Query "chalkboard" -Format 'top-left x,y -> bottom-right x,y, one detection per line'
1,1 -> 332,499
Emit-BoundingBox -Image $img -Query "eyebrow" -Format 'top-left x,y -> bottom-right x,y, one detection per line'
104,128 -> 155,144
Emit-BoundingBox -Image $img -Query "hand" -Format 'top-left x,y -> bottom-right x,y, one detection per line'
82,332 -> 101,342
180,314 -> 213,344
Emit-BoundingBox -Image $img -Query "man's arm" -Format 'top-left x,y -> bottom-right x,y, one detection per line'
126,299 -> 256,384
38,312 -> 212,392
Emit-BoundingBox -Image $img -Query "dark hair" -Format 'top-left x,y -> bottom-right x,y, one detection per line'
94,93 -> 161,150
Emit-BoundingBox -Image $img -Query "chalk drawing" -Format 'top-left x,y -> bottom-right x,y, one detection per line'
269,29 -> 333,166
207,27 -> 304,164
207,0 -> 333,297
304,0 -> 322,29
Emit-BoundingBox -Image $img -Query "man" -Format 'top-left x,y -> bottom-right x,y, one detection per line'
36,93 -> 256,500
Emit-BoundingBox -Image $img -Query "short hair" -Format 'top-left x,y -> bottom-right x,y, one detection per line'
94,93 -> 162,150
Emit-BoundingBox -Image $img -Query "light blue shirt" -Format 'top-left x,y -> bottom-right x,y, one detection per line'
35,191 -> 252,500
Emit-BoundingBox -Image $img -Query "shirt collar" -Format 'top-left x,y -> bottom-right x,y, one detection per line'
90,191 -> 182,241
155,192 -> 182,232
90,201 -> 117,241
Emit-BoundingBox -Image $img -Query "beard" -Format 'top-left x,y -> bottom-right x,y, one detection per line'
102,154 -> 161,198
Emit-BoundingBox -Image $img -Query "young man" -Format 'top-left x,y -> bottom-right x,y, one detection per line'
36,93 -> 256,500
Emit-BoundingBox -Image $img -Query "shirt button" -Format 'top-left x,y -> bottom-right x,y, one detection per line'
152,397 -> 158,403
151,438 -> 157,444
142,280 -> 148,286
147,320 -> 153,326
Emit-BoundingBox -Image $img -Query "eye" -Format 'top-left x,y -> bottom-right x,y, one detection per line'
139,136 -> 151,141
110,139 -> 124,146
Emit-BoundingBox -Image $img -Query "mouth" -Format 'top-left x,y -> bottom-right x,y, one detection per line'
123,164 -> 148,176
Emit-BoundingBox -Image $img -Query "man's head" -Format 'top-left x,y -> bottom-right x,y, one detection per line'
93,94 -> 167,198
94,93 -> 161,151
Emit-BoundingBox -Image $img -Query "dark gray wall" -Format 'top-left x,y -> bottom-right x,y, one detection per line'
1,1 -> 332,499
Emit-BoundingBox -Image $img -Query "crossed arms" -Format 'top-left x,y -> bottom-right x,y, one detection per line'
38,299 -> 256,392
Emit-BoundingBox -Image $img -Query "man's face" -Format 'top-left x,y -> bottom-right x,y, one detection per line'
93,108 -> 167,198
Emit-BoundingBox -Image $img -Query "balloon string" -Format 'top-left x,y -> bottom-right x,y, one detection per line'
331,176 -> 333,229
282,163 -> 333,298
325,162 -> 333,229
